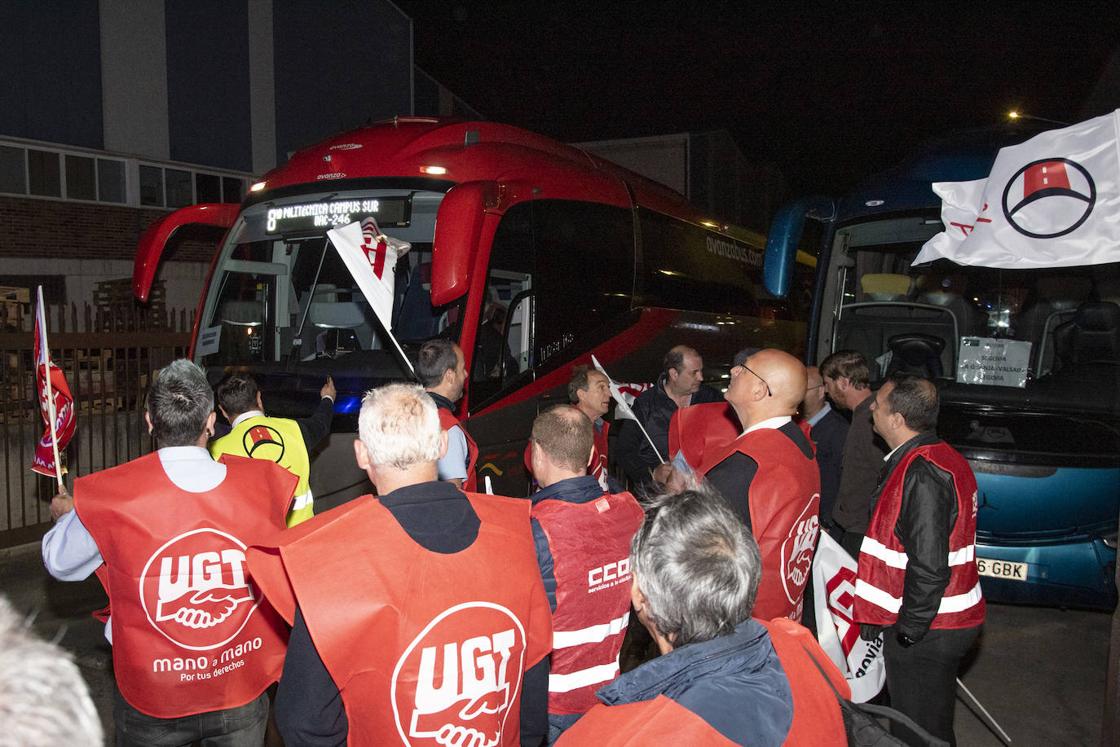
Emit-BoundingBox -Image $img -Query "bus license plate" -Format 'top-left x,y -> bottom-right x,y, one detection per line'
976,558 -> 1028,581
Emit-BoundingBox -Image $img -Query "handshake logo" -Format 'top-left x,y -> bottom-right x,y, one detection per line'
140,528 -> 260,651
393,603 -> 526,747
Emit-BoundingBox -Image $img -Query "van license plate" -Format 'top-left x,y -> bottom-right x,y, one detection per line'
976,558 -> 1028,581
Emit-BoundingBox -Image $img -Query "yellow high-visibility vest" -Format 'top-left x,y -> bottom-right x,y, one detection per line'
210,414 -> 313,526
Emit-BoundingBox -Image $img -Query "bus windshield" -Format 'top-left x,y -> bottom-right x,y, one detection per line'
833,214 -> 1120,382
197,189 -> 462,377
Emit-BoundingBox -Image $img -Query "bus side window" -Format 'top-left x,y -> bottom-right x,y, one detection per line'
472,204 -> 535,402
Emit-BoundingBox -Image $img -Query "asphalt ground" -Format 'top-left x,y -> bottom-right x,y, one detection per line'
1,540 -> 1111,745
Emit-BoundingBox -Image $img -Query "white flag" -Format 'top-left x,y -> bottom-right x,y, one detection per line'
590,355 -> 650,422
915,109 -> 1120,269
812,532 -> 885,703
327,218 -> 411,331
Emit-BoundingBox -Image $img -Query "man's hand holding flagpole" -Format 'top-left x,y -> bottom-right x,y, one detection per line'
31,286 -> 76,495
591,354 -> 664,464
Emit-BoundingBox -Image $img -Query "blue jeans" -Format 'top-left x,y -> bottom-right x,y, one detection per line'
113,688 -> 269,747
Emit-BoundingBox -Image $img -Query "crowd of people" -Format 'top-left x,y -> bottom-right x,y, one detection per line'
30,340 -> 984,746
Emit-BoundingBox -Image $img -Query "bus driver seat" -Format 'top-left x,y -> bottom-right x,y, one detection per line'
1052,301 -> 1120,370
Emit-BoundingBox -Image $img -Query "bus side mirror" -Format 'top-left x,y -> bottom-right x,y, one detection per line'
133,203 -> 240,302
431,181 -> 498,307
763,196 -> 835,297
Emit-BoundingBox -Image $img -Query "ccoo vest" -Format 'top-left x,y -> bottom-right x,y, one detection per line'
532,490 -> 644,715
854,442 -> 986,630
210,414 -> 313,525
668,402 -> 740,469
75,452 -> 295,718
438,407 -> 479,491
554,619 -> 848,746
700,428 -> 821,621
248,490 -> 552,747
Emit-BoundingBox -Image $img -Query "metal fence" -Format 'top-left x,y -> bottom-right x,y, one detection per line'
0,302 -> 192,547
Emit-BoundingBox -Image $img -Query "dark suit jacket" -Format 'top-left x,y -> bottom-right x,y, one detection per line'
809,407 -> 849,525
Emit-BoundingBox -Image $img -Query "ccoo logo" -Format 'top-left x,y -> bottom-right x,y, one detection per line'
1001,158 -> 1096,239
139,528 -> 260,651
392,602 -> 525,747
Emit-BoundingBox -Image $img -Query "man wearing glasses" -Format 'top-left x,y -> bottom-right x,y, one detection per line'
696,348 -> 822,622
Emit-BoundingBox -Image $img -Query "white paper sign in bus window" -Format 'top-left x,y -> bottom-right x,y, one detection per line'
957,337 -> 1032,388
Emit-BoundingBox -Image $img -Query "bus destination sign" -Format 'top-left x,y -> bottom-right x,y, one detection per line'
265,197 -> 410,234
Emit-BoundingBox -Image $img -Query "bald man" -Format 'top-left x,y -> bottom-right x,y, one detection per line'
696,348 -> 821,621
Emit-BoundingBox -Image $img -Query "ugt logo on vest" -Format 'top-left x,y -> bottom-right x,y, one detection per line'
243,424 -> 285,463
140,528 -> 260,651
1001,158 -> 1096,239
392,602 -> 526,747
781,498 -> 821,605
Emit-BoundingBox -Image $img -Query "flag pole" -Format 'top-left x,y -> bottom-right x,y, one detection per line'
957,677 -> 1012,745
37,287 -> 65,492
591,355 -> 665,464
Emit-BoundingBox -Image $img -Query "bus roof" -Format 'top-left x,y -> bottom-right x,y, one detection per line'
247,117 -> 763,244
839,122 -> 1056,223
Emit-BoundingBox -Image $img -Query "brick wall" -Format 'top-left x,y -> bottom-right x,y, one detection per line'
0,195 -> 219,262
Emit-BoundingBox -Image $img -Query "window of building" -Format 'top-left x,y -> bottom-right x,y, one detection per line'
196,173 -> 221,203
64,155 -> 96,201
165,168 -> 192,208
27,149 -> 61,197
0,146 -> 26,194
97,159 -> 125,203
140,165 -> 164,206
222,176 -> 243,203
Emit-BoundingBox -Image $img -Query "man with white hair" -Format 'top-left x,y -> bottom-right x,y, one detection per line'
248,383 -> 553,746
557,488 -> 848,745
0,596 -> 103,745
42,359 -> 296,746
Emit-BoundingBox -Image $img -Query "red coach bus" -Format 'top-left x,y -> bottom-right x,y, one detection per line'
133,118 -> 813,505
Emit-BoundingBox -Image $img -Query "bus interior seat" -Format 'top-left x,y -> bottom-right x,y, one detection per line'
1017,275 -> 1091,353
860,273 -> 912,301
308,299 -> 375,349
835,303 -> 956,381
885,333 -> 945,379
1052,301 -> 1120,369
918,290 -> 983,337
395,262 -> 442,340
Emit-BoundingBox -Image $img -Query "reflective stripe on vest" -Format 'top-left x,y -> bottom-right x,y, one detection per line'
854,441 -> 986,630
210,415 -> 313,526
75,453 -> 295,718
532,491 -> 644,715
255,490 -> 552,746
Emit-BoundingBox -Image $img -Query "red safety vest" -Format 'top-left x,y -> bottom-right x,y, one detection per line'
524,420 -> 612,489
532,491 -> 644,715
854,442 -> 986,630
700,428 -> 821,621
75,452 -> 295,718
247,490 -> 553,747
439,406 -> 479,491
667,402 -> 740,469
554,619 -> 848,746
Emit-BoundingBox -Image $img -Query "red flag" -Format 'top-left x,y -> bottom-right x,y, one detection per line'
31,287 -> 76,478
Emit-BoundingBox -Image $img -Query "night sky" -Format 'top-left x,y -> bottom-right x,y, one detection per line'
398,1 -> 1119,196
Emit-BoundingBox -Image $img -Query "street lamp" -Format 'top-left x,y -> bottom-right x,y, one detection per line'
1007,110 -> 1070,126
